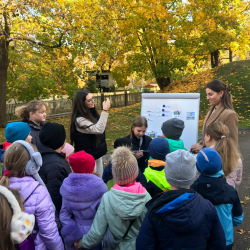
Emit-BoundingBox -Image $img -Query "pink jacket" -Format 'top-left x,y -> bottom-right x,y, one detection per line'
226,158 -> 243,189
9,176 -> 64,250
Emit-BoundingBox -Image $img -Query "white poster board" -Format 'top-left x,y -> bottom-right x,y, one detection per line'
141,93 -> 200,151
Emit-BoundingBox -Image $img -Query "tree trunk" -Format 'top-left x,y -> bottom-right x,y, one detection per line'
211,50 -> 219,68
0,40 -> 9,128
156,77 -> 171,90
229,48 -> 233,62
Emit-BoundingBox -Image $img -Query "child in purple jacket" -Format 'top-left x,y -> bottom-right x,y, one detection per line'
0,141 -> 64,250
60,150 -> 108,250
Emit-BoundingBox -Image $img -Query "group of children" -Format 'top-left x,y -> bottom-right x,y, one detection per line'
0,100 -> 243,250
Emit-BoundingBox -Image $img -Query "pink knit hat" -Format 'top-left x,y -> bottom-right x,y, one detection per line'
112,146 -> 138,185
61,143 -> 75,157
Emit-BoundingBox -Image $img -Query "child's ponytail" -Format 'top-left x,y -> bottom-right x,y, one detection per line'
205,122 -> 241,176
15,100 -> 50,119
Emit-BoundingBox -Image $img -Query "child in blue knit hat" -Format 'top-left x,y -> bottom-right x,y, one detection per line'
1,122 -> 32,175
191,147 -> 243,250
141,137 -> 171,197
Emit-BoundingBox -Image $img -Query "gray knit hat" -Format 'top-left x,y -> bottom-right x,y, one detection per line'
112,146 -> 139,185
161,118 -> 185,140
165,150 -> 196,188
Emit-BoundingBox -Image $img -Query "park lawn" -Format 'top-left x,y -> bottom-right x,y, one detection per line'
0,103 -> 141,154
1,60 -> 249,154
164,60 -> 250,128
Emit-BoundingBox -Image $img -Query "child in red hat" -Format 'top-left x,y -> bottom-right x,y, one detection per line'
59,151 -> 107,250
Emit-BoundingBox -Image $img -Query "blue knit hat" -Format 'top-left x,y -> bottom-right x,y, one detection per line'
196,148 -> 222,176
149,137 -> 170,161
5,122 -> 31,143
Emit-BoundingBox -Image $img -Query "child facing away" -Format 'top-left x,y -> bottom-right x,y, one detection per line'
38,122 -> 72,214
0,186 -> 35,250
1,122 -> 32,175
74,146 -> 151,250
161,118 -> 187,152
16,100 -> 49,147
136,149 -> 226,250
125,116 -> 152,173
60,151 -> 108,250
204,122 -> 242,189
191,147 -> 244,250
142,137 -> 171,197
0,141 -> 64,250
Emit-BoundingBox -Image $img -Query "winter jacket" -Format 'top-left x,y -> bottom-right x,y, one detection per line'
9,176 -> 64,250
166,138 -> 187,152
60,173 -> 107,250
191,175 -> 244,246
142,159 -> 171,197
38,142 -> 72,213
136,189 -> 226,250
80,182 -> 151,250
22,118 -> 45,147
124,134 -> 152,173
226,158 -> 243,189
74,109 -> 108,159
102,161 -> 148,191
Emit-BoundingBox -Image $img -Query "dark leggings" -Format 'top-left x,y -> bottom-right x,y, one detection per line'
226,244 -> 233,250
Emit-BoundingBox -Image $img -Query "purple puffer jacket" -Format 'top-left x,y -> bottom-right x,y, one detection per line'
60,173 -> 108,250
9,176 -> 64,250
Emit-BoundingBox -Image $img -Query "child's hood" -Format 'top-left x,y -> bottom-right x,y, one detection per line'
60,173 -> 107,203
148,159 -> 165,168
108,185 -> 150,220
146,190 -> 208,234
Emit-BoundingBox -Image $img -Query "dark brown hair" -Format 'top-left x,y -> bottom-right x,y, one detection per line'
70,90 -> 100,145
130,116 -> 148,138
206,79 -> 234,110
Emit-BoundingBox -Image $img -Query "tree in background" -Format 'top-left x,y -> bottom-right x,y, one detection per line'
186,0 -> 250,68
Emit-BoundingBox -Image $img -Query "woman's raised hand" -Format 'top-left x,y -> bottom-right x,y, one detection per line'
103,98 -> 110,111
190,143 -> 203,154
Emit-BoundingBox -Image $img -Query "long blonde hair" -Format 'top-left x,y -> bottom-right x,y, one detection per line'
0,188 -> 24,250
15,100 -> 50,119
0,142 -> 37,187
205,122 -> 241,176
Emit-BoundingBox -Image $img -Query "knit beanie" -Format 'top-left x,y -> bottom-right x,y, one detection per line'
62,143 -> 75,157
112,146 -> 139,185
196,148 -> 222,176
165,150 -> 196,188
161,118 -> 185,140
148,137 -> 170,161
39,122 -> 66,150
5,122 -> 31,143
69,151 -> 95,174
114,138 -> 132,149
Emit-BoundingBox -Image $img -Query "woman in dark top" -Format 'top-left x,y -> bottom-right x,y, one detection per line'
70,90 -> 110,177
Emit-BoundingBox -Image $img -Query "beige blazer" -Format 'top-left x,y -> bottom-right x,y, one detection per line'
202,105 -> 238,146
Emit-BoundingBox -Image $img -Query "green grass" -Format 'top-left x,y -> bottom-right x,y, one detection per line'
1,60 -> 249,155
0,103 -> 141,154
199,60 -> 250,128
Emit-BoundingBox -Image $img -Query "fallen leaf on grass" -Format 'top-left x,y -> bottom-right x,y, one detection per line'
237,229 -> 245,235
240,196 -> 250,205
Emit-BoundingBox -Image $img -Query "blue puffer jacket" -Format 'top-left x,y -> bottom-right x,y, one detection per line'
191,174 -> 244,246
136,189 -> 226,250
